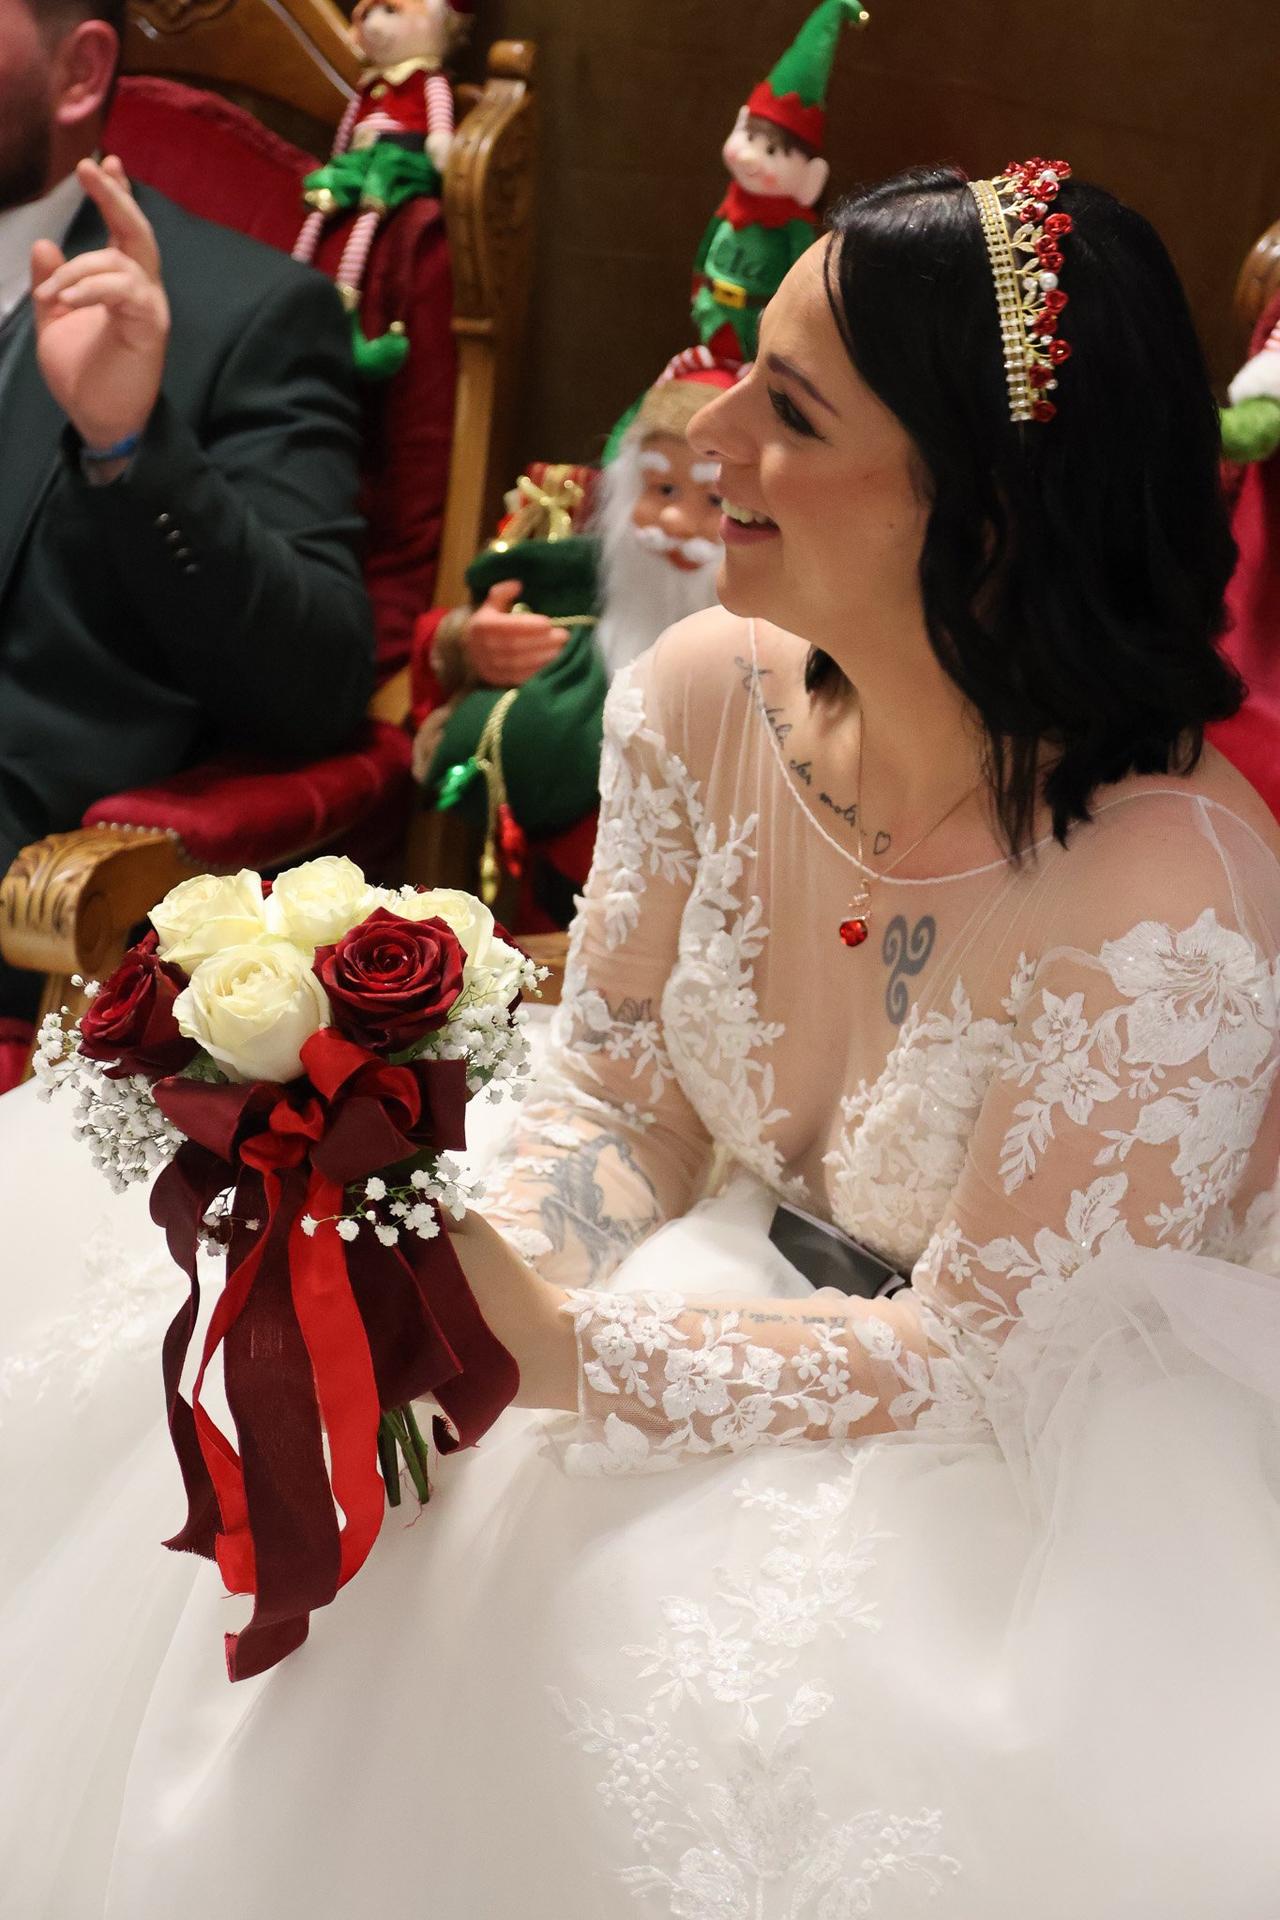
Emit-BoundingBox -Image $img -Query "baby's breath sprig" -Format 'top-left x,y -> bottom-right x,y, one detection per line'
34,990 -> 185,1193
299,1153 -> 477,1248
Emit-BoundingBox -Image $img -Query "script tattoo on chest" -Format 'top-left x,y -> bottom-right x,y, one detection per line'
882,913 -> 937,1027
735,654 -> 796,751
735,656 -> 891,849
818,791 -> 858,829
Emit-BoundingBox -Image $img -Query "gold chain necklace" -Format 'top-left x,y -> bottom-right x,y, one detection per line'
838,702 -> 982,949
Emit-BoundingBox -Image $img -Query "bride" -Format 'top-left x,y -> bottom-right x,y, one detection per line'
5,160 -> 1280,1918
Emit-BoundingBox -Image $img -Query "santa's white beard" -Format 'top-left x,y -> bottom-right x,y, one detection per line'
592,441 -> 722,679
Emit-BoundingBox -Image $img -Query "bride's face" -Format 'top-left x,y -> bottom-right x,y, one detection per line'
688,240 -> 930,648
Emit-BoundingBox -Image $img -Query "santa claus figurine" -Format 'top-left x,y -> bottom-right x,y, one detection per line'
410,359 -> 736,925
693,0 -> 869,365
292,0 -> 470,377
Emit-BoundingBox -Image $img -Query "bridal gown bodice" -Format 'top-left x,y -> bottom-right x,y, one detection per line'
482,614 -> 1280,1460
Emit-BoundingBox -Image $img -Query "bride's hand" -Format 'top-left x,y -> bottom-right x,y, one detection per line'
448,1211 -> 578,1412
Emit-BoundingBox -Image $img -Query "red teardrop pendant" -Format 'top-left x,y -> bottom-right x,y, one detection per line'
839,915 -> 870,949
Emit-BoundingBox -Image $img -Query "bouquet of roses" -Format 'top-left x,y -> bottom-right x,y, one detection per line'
37,856 -> 541,1680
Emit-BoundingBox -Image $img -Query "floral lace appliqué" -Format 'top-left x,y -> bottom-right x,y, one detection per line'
665,816 -> 805,1203
555,1454 -> 959,1915
824,978 -> 1010,1276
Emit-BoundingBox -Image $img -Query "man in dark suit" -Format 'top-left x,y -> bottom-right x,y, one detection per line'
0,0 -> 374,1021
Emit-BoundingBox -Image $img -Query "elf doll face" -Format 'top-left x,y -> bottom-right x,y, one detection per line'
630,434 -> 724,574
722,109 -> 829,210
350,0 -> 450,69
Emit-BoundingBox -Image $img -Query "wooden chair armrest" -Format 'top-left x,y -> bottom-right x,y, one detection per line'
1235,216 -> 1280,352
520,930 -> 568,1006
0,827 -> 197,1031
369,663 -> 413,727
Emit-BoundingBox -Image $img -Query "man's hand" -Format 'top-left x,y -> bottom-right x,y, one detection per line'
464,579 -> 569,686
30,155 -> 169,452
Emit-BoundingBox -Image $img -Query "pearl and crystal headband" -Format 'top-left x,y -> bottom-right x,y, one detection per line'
967,158 -> 1074,423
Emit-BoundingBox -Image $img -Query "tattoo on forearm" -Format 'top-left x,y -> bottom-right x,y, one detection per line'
741,1310 -> 850,1329
790,757 -> 813,787
533,1128 -> 662,1283
882,913 -> 937,1026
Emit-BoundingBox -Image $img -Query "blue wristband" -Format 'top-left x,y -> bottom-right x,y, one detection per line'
81,431 -> 142,464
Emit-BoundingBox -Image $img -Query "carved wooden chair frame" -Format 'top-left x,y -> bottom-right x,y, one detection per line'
0,0 -> 568,1044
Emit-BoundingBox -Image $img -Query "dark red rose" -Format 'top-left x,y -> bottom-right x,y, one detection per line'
78,941 -> 197,1080
313,908 -> 466,1051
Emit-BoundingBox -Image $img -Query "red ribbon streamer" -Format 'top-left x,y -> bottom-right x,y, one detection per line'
150,1028 -> 519,1681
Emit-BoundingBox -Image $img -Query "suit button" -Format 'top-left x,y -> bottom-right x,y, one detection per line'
175,547 -> 192,561
155,512 -> 171,528
183,563 -> 200,575
166,529 -> 182,546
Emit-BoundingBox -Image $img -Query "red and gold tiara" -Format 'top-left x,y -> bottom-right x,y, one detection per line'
967,158 -> 1074,424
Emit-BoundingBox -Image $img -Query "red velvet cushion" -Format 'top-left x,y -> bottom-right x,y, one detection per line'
107,76 -> 456,673
83,721 -> 413,872
1208,291 -> 1280,821
0,1018 -> 32,1097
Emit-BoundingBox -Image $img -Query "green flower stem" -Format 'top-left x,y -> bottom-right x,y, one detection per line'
400,1400 -> 433,1504
387,1406 -> 431,1505
377,1414 -> 404,1507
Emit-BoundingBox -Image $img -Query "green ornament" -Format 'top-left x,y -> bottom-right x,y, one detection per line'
435,758 -> 482,810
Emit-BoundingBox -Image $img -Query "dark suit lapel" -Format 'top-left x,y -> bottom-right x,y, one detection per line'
0,194 -> 107,613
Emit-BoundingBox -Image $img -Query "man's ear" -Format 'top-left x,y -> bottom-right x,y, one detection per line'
52,19 -> 118,132
795,154 -> 830,209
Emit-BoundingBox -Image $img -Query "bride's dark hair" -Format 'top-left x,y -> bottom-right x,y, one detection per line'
809,164 -> 1243,857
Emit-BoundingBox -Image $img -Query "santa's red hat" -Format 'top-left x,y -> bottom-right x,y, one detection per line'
634,349 -> 743,438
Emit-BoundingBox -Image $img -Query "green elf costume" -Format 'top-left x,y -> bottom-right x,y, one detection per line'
692,0 -> 869,365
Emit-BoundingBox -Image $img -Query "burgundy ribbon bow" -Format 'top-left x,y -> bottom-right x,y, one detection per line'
151,1027 -> 519,1681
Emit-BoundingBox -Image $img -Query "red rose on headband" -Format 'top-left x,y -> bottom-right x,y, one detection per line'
314,908 -> 465,1051
78,935 -> 197,1080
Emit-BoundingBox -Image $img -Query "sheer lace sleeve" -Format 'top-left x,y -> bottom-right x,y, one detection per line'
559,798 -> 1280,1471
479,646 -> 715,1287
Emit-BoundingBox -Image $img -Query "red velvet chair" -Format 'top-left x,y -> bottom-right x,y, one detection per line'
0,0 -> 537,1070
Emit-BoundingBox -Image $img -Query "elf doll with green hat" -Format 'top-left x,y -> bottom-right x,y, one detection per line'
693,0 -> 869,365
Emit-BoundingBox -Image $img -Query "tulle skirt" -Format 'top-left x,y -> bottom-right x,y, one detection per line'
3,1068 -> 1280,1919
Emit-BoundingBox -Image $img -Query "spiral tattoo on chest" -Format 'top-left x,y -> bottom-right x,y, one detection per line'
882,914 -> 937,1026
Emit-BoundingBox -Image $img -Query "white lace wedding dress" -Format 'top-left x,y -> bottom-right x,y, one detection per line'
4,615 -> 1280,1919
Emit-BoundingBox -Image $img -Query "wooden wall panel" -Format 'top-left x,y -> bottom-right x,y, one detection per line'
461,0 -> 1280,468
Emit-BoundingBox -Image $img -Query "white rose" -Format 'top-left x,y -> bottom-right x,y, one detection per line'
174,942 -> 330,1084
387,887 -> 524,999
265,856 -> 378,950
151,869 -> 270,972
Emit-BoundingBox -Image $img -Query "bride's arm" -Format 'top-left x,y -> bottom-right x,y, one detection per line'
467,815 -> 1280,1463
475,639 -> 717,1289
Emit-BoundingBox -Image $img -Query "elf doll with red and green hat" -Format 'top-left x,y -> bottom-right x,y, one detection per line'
292,0 -> 471,377
693,0 -> 869,365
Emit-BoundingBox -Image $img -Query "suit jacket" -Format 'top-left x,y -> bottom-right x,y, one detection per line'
0,184 -> 374,854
